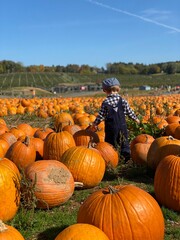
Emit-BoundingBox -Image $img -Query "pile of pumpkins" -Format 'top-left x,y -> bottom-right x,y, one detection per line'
0,110 -> 180,239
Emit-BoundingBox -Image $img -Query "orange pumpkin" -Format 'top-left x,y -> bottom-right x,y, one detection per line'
60,145 -> 105,188
77,185 -> 165,240
55,223 -> 109,240
147,136 -> 180,170
0,123 -> 9,135
73,129 -> 99,147
166,115 -> 180,124
54,112 -> 74,130
130,134 -> 154,150
62,122 -> 82,135
30,137 -> 44,160
43,130 -> 76,160
93,141 -> 119,168
165,123 -> 179,136
5,136 -> 36,170
34,127 -> 54,140
17,123 -> 34,137
25,160 -> 75,209
0,132 -> 17,147
174,125 -> 180,140
0,220 -> 25,240
154,155 -> 180,212
0,158 -> 20,221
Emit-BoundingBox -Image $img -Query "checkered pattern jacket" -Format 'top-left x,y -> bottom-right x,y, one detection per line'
94,93 -> 138,125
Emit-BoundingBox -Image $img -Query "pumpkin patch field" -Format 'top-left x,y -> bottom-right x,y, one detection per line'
0,93 -> 180,240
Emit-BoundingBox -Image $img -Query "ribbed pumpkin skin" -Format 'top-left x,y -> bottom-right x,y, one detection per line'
25,160 -> 75,209
147,136 -> 180,170
77,185 -> 165,240
60,146 -> 105,188
0,159 -> 20,221
5,137 -> 36,170
43,131 -> 76,160
0,221 -> 25,240
154,155 -> 180,212
55,223 -> 110,240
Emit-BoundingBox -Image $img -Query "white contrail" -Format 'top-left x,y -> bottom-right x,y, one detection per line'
86,0 -> 180,33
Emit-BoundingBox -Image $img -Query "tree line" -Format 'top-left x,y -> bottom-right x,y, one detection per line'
0,60 -> 180,75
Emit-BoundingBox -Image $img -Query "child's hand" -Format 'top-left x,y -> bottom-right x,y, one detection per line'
86,124 -> 98,132
135,119 -> 140,124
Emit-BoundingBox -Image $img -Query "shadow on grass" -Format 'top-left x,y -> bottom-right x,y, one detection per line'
103,161 -> 155,185
37,225 -> 68,240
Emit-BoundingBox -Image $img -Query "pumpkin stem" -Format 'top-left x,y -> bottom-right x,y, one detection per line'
108,185 -> 119,194
24,136 -> 30,146
56,123 -> 63,132
0,220 -> 8,232
75,181 -> 84,188
168,136 -> 174,140
88,136 -> 94,148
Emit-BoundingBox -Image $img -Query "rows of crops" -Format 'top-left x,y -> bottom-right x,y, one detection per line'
0,72 -> 179,91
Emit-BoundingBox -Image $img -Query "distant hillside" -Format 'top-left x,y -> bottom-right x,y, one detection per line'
0,72 -> 179,92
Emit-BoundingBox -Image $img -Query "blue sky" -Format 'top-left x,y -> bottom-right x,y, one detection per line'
1,0 -> 180,68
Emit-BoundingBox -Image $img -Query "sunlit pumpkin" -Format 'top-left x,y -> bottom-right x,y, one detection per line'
77,184 -> 165,240
60,145 -> 105,188
54,223 -> 109,240
154,155 -> 180,212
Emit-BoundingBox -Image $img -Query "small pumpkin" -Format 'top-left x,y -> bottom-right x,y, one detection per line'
55,223 -> 109,240
62,122 -> 82,135
54,112 -> 74,130
34,127 -> 54,140
0,220 -> 25,240
73,129 -> 99,147
5,136 -> 36,170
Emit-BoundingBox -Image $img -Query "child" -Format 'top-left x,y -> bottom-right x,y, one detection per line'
90,77 -> 140,162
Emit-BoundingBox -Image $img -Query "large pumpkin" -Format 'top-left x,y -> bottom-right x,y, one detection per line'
0,220 -> 25,240
154,155 -> 180,212
0,158 -> 20,221
43,130 -> 76,160
25,160 -> 75,209
77,185 -> 165,240
147,136 -> 180,170
60,145 -> 105,188
54,223 -> 109,240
